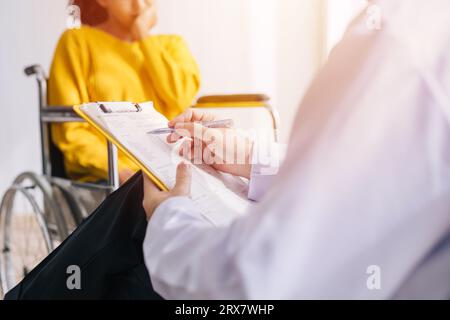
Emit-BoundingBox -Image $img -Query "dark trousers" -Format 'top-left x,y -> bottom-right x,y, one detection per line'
5,173 -> 162,300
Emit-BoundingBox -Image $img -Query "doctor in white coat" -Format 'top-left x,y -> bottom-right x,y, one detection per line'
141,0 -> 450,299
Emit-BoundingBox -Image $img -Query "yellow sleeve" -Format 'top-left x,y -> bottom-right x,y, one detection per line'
139,35 -> 201,120
48,30 -> 110,181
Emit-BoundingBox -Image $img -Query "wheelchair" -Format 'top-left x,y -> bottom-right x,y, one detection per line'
0,64 -> 280,298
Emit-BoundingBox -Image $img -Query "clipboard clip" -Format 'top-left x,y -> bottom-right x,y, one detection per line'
99,103 -> 143,114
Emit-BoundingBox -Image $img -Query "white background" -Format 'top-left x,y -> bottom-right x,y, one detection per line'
0,0 -> 364,197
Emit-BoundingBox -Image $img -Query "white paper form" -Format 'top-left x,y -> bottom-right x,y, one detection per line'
80,102 -> 252,226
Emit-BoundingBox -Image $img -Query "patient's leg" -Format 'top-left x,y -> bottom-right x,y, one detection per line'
5,172 -> 162,300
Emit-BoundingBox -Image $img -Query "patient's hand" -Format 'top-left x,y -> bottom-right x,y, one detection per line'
167,109 -> 254,179
132,0 -> 158,41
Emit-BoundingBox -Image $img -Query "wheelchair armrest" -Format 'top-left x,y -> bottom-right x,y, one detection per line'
194,94 -> 280,142
196,94 -> 270,105
40,107 -> 84,123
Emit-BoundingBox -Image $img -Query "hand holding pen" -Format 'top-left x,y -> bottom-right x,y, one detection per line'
160,109 -> 253,180
148,119 -> 234,135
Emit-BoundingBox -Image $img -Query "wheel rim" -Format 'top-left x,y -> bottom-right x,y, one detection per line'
13,172 -> 69,240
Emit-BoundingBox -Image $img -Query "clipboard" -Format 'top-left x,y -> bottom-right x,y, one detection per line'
73,102 -> 168,191
73,101 -> 251,226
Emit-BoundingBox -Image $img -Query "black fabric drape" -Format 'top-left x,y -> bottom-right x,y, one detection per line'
5,172 -> 162,300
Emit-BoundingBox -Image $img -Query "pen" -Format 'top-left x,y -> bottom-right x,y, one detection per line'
147,119 -> 234,135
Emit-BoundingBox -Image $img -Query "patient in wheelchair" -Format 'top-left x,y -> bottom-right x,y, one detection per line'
49,0 -> 200,184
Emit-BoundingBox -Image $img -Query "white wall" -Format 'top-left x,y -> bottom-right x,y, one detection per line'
156,0 -> 324,141
0,0 -> 324,196
0,0 -> 67,197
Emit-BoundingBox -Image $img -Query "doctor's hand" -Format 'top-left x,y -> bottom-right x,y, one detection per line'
167,109 -> 254,179
142,163 -> 191,221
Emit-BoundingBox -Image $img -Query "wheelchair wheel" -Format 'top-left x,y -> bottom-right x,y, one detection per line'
0,172 -> 73,296
0,185 -> 53,296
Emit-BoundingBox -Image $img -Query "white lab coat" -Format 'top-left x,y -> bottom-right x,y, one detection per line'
143,0 -> 450,299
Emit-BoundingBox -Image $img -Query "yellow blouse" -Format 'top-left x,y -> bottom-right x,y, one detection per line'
48,26 -> 200,182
